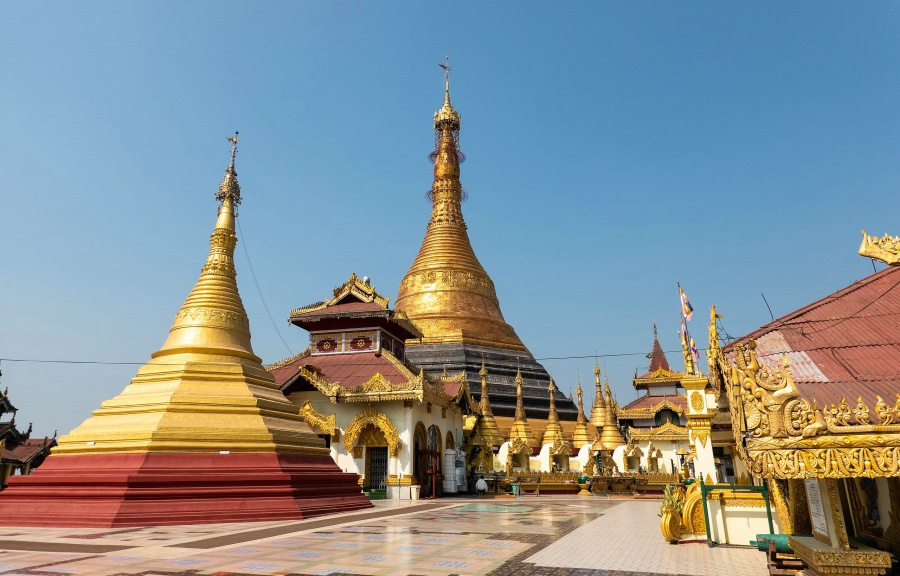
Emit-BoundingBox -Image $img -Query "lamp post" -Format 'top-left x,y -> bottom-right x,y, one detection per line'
676,446 -> 689,479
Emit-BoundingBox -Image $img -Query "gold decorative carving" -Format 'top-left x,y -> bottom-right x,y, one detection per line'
628,421 -> 690,442
617,398 -> 685,420
343,405 -> 401,458
789,536 -> 892,575
299,400 -> 337,436
689,418 -> 711,448
358,424 -> 387,447
719,338 -> 900,479
548,437 -> 571,456
690,391 -> 704,412
859,230 -> 900,266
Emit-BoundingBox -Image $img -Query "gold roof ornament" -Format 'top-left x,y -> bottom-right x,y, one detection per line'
859,230 -> 900,266
507,366 -> 537,447
541,377 -> 565,446
53,135 -> 327,456
589,361 -> 607,429
473,361 -> 505,447
394,60 -> 527,350
572,375 -> 594,449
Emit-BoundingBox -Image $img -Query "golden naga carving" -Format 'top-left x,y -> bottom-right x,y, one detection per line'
859,230 -> 900,266
722,337 -> 900,479
299,400 -> 337,436
343,405 -> 401,458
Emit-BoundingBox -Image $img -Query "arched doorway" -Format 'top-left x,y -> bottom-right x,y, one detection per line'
358,423 -> 388,490
417,424 -> 443,498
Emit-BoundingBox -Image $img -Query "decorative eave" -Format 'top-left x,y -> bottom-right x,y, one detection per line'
859,230 -> 900,266
633,367 -> 684,387
290,272 -> 390,316
289,349 -> 465,410
618,398 -> 686,420
627,421 -> 690,442
721,338 -> 900,479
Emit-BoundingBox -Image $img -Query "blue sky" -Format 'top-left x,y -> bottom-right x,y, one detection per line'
1,3 -> 898,436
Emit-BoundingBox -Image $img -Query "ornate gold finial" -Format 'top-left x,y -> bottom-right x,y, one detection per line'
217,131 -> 241,206
434,56 -> 460,129
859,230 -> 900,266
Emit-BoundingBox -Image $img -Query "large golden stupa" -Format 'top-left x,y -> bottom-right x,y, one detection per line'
0,136 -> 370,526
395,65 -> 578,427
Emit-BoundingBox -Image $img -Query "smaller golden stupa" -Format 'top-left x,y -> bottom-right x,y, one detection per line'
507,368 -> 538,447
571,376 -> 594,449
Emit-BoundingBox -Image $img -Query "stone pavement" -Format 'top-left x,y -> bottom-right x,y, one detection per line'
0,497 -> 768,575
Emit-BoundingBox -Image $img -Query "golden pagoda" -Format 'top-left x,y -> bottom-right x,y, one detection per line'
395,60 -> 578,427
541,378 -> 565,446
473,361 -> 505,447
588,361 -> 607,429
507,368 -> 537,447
597,378 -> 626,449
571,376 -> 594,449
0,136 -> 370,526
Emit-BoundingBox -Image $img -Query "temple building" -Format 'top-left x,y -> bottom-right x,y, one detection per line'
616,326 -> 690,477
0,137 -> 370,526
697,232 -> 900,573
268,273 -> 475,499
0,382 -> 56,490
394,63 -> 578,440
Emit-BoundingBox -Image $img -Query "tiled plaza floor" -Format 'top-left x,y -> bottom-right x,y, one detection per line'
0,497 -> 767,576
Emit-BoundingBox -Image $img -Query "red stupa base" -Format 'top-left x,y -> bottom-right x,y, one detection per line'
0,452 -> 372,527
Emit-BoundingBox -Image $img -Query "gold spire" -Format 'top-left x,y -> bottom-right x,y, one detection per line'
572,375 -> 593,449
52,136 -> 326,456
394,62 -> 526,350
589,361 -> 607,428
473,361 -> 504,446
597,377 -> 625,449
154,132 -> 253,362
507,366 -> 537,447
435,56 -> 460,127
541,378 -> 565,446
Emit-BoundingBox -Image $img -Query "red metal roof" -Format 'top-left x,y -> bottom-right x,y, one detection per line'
293,301 -> 386,317
726,265 -> 900,407
2,438 -> 53,464
272,352 -> 411,391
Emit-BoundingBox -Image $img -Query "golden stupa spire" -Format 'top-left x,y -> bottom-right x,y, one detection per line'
473,360 -> 504,446
508,365 -> 537,447
589,360 -> 607,429
394,60 -> 526,350
541,377 -> 565,446
597,376 -> 625,449
153,132 -> 255,362
53,135 -> 326,456
572,374 -> 593,449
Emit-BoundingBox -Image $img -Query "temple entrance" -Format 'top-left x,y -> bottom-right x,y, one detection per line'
365,446 -> 388,490
416,450 -> 442,498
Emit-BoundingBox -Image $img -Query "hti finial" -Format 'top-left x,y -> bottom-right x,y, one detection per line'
227,131 -> 239,169
439,56 -> 451,95
217,131 -> 242,206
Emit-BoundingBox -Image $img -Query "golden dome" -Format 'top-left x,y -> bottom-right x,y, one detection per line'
395,65 -> 526,351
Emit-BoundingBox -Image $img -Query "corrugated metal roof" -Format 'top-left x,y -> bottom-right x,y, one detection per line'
727,266 -> 900,407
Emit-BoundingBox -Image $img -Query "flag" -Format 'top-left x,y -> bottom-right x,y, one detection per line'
690,337 -> 700,360
680,287 -> 694,321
